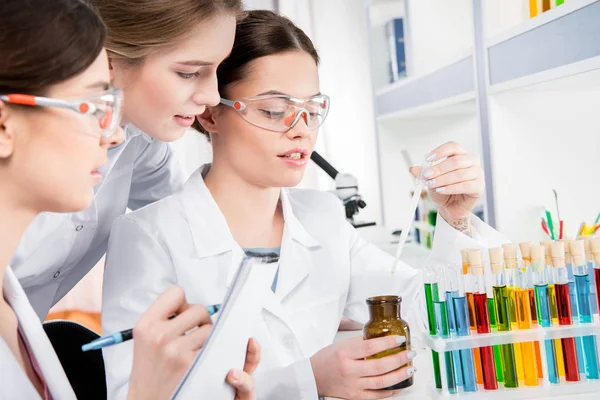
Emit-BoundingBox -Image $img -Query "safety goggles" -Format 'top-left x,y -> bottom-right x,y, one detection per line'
0,86 -> 123,138
220,94 -> 330,133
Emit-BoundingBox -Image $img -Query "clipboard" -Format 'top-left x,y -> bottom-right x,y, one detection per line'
170,255 -> 278,399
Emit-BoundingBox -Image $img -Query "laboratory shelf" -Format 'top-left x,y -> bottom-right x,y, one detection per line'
375,55 -> 475,121
373,0 -> 600,119
488,0 -> 600,93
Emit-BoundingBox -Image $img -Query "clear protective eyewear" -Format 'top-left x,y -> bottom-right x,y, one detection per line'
220,94 -> 330,133
0,85 -> 123,138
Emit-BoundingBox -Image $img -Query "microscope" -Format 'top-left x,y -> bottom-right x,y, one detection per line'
310,151 -> 375,228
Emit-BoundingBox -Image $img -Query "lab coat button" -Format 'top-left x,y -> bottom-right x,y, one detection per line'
53,271 -> 61,278
75,225 -> 84,231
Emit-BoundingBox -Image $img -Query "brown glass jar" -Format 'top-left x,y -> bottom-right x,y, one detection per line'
363,295 -> 413,389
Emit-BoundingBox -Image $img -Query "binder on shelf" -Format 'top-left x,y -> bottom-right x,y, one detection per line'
386,18 -> 407,83
170,255 -> 278,400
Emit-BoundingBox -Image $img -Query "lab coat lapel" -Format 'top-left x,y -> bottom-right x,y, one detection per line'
271,189 -> 320,301
181,166 -> 245,287
3,267 -> 76,399
259,190 -> 322,358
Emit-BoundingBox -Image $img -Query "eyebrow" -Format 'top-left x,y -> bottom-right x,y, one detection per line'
86,81 -> 110,90
257,90 -> 323,97
176,60 -> 214,67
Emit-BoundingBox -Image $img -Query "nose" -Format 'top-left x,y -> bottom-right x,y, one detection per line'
101,126 -> 125,148
285,110 -> 311,140
192,71 -> 220,108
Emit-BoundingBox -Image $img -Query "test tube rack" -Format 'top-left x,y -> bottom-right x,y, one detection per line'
423,318 -> 600,398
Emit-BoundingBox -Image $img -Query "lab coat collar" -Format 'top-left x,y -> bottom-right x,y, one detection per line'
124,123 -> 154,144
279,188 -> 320,249
181,165 -> 320,289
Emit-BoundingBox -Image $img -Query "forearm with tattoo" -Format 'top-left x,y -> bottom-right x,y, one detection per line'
448,216 -> 472,237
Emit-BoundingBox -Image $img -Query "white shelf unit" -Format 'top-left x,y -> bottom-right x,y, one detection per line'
366,0 -> 600,241
487,0 -> 600,91
485,0 -> 600,241
366,0 -> 483,232
375,55 -> 475,121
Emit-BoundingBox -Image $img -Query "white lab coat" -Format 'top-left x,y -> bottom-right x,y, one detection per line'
1,267 -> 76,400
102,165 -> 508,400
10,124 -> 185,320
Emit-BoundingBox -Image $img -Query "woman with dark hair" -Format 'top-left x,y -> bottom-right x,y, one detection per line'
0,1 -> 258,398
103,10 -> 505,399
11,0 -> 243,323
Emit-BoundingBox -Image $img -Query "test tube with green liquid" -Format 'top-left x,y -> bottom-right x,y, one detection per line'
424,267 -> 442,389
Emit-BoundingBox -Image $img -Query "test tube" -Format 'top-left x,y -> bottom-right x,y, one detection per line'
443,267 -> 463,387
519,243 -> 539,323
570,240 -> 600,380
532,245 -> 559,384
433,272 -> 457,394
591,238 -> 600,314
551,242 -> 580,382
520,242 -> 544,379
462,249 -> 477,332
502,243 -> 525,381
468,250 -> 498,390
543,241 -> 566,378
489,247 -> 518,388
450,266 -> 477,392
563,240 -> 585,371
486,287 -> 504,384
462,249 -> 483,385
582,237 -> 598,315
424,266 -> 442,389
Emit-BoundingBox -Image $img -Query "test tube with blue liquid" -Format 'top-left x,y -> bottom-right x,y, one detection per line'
570,240 -> 600,380
532,244 -> 560,384
449,264 -> 477,392
563,240 -> 585,371
443,266 -> 463,388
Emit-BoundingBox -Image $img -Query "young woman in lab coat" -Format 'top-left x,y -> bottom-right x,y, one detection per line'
102,10 -> 507,400
11,0 -> 243,321
0,1 -> 258,398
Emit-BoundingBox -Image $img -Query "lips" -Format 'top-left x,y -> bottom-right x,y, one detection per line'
90,169 -> 102,183
277,148 -> 309,159
174,115 -> 195,128
277,148 -> 310,167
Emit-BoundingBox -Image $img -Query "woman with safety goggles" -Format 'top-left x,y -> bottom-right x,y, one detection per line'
102,10 -> 509,400
9,0 -> 242,323
0,1 -> 258,399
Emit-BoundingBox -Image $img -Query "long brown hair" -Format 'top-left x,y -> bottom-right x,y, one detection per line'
90,0 -> 244,64
0,0 -> 106,96
193,9 -> 320,135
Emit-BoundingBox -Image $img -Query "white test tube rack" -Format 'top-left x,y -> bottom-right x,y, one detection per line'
422,317 -> 600,398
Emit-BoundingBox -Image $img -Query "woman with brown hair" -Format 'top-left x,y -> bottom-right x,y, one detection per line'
0,0 -> 258,398
11,0 -> 241,322
103,9 -> 507,399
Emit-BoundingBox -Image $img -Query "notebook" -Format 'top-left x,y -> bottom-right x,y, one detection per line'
170,255 -> 278,399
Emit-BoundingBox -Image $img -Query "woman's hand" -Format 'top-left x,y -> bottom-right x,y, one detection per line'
310,335 -> 417,399
127,286 -> 213,400
410,142 -> 484,234
126,286 -> 261,400
227,338 -> 261,400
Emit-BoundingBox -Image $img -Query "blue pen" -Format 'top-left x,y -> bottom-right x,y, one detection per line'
81,304 -> 221,352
